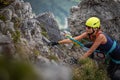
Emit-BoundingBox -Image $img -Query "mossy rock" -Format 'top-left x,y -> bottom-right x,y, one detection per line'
0,14 -> 6,21
11,17 -> 21,29
11,30 -> 21,43
0,0 -> 15,9
47,54 -> 59,61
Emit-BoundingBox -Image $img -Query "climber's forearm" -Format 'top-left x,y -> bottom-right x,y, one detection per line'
58,39 -> 73,44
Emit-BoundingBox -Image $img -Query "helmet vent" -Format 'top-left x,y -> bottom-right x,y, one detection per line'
93,21 -> 99,25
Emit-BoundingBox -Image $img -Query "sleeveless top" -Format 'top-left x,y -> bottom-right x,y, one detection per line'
97,33 -> 120,60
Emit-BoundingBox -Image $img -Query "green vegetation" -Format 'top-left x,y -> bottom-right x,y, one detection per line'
15,43 -> 29,61
41,31 -> 48,38
0,55 -> 38,80
40,23 -> 48,38
11,30 -> 21,43
0,0 -> 15,9
33,49 -> 40,56
72,58 -> 109,80
47,54 -> 59,61
0,14 -> 6,21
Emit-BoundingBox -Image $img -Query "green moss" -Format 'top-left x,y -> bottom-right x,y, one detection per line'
33,49 -> 40,56
47,55 -> 58,61
40,23 -> 48,38
0,0 -> 15,8
14,43 -> 30,61
40,23 -> 46,31
0,14 -> 6,21
11,30 -> 21,43
41,31 -> 48,37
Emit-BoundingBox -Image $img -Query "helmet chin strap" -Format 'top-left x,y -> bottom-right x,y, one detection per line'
88,28 -> 95,35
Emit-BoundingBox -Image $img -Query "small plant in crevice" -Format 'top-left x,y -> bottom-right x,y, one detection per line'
41,31 -> 48,38
47,54 -> 59,61
40,23 -> 48,38
33,49 -> 40,57
31,48 -> 41,61
0,0 -> 15,9
11,30 -> 21,43
0,14 -> 6,21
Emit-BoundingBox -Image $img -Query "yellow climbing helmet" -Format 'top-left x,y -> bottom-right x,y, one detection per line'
85,17 -> 100,28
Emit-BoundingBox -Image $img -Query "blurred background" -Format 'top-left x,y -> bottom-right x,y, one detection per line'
24,0 -> 80,30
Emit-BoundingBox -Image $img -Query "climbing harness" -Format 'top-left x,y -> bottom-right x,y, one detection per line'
63,32 -> 120,64
105,40 -> 118,64
106,41 -> 117,57
96,52 -> 105,59
106,40 -> 120,64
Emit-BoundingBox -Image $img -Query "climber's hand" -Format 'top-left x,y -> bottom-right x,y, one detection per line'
48,42 -> 59,46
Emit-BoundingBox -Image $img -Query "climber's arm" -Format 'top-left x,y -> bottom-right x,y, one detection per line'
58,32 -> 87,44
81,34 -> 105,58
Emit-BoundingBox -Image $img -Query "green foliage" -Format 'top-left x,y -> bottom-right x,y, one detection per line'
11,30 -> 21,43
40,23 -> 48,38
41,31 -> 48,37
33,49 -> 40,56
47,54 -> 58,61
0,0 -> 14,9
0,55 -> 38,80
14,43 -> 30,61
0,0 -> 9,5
0,14 -> 6,21
72,58 -> 109,80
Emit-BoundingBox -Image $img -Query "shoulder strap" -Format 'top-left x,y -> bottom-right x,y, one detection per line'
96,30 -> 103,37
88,30 -> 102,41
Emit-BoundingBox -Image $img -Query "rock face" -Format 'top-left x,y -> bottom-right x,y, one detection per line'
68,0 -> 120,41
0,0 -> 63,58
0,0 -> 74,80
36,13 -> 62,42
1,0 -> 120,80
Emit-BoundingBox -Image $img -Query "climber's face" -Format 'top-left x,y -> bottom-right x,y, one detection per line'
86,26 -> 93,34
